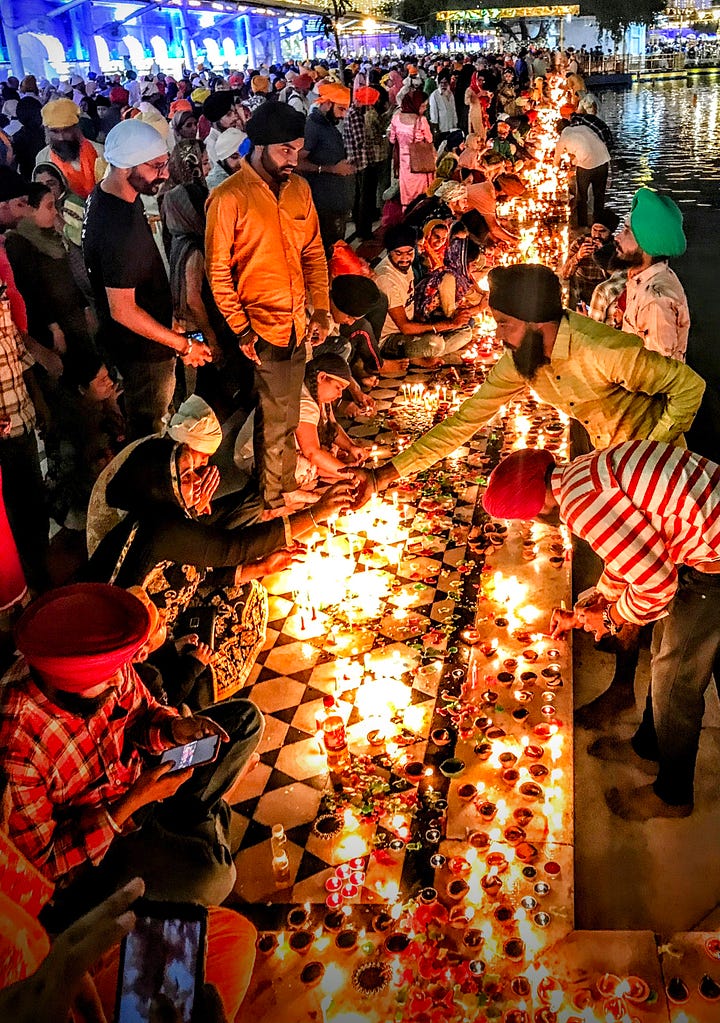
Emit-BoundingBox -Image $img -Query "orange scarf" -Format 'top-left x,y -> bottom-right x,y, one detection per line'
50,137 -> 98,199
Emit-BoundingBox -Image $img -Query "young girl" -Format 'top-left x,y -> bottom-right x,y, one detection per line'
295,355 -> 369,485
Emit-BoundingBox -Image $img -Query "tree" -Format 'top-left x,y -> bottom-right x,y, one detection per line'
400,0 -> 440,37
319,0 -> 352,68
585,0 -> 666,40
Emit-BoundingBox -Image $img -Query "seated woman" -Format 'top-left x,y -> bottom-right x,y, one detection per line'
414,235 -> 487,325
295,354 -> 369,488
86,434 -> 352,702
414,218 -> 449,280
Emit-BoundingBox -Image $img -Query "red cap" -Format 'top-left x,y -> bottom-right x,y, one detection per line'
15,583 -> 151,692
482,449 -> 555,521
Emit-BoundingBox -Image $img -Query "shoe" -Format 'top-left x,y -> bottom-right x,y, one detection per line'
605,784 -> 692,821
586,736 -> 658,774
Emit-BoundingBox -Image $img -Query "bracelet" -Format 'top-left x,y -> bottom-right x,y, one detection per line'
105,808 -> 122,835
309,508 -> 320,530
317,165 -> 323,174
602,605 -> 623,636
369,468 -> 379,494
281,514 -> 293,548
182,335 -> 193,357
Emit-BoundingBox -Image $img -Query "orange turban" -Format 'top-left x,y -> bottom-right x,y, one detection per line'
315,82 -> 351,106
170,99 -> 193,117
355,86 -> 380,106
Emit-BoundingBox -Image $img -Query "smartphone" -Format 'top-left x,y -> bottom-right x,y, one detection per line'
177,606 -> 217,650
185,330 -> 206,345
161,734 -> 220,773
115,900 -> 207,1023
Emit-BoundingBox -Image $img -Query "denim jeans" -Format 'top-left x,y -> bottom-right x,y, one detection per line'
631,567 -> 720,805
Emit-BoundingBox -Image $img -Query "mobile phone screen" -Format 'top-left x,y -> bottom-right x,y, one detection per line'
160,734 -> 220,773
116,911 -> 205,1023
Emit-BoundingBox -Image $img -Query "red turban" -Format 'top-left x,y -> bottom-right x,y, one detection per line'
355,86 -> 379,106
328,240 -> 372,278
110,86 -> 130,106
15,584 -> 151,692
482,449 -> 556,521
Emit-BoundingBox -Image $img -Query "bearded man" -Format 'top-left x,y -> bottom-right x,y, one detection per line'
205,102 -> 330,513
82,120 -> 211,439
354,263 -> 705,503
36,98 -> 103,200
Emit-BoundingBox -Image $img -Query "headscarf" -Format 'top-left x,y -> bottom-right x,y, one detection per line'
400,89 -> 425,116
415,236 -> 475,321
12,215 -> 66,260
167,138 -> 206,186
161,182 -> 208,318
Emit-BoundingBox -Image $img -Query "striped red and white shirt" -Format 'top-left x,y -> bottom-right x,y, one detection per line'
551,440 -> 720,625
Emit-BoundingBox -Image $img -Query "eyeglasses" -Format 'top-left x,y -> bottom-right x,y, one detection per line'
143,158 -> 170,172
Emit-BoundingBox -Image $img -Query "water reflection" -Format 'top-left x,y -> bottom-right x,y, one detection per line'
599,77 -> 720,210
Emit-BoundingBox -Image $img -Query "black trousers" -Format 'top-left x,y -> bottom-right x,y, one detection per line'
317,209 -> 349,255
575,162 -> 608,228
354,163 -> 381,240
0,428 -> 49,591
253,332 -> 306,508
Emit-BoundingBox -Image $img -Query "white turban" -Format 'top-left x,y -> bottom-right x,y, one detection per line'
166,395 -> 222,455
215,128 -> 247,161
104,119 -> 167,169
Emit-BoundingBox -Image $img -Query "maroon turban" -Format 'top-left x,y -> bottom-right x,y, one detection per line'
482,449 -> 556,521
15,583 -> 151,692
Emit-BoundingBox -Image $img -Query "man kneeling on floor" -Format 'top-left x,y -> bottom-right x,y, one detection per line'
0,582 -> 263,925
482,441 -> 720,822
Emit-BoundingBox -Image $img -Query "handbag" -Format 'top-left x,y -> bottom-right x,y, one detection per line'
408,117 -> 437,175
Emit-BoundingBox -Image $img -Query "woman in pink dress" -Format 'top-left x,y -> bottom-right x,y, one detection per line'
389,90 -> 435,210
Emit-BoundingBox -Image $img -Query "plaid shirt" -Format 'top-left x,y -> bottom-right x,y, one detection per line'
563,235 -> 608,290
0,291 -> 35,438
0,659 -> 179,885
365,108 -> 388,165
554,441 -> 720,624
588,270 -> 628,328
343,105 -> 368,171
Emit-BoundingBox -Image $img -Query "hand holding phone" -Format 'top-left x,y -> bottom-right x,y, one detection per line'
161,734 -> 221,773
115,901 -> 208,1023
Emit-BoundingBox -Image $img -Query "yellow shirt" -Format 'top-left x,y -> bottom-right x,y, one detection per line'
205,159 -> 329,347
392,310 -> 705,477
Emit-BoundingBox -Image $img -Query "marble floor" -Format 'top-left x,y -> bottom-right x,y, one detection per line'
573,574 -> 720,936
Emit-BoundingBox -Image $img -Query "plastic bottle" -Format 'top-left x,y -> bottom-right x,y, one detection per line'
321,695 -> 349,770
271,823 -> 291,888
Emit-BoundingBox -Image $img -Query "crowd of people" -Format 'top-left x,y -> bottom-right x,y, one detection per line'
0,45 -> 718,1020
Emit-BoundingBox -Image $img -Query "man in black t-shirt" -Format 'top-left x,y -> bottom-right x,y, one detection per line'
82,120 -> 211,439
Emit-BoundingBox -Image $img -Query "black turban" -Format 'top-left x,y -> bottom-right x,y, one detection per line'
330,275 -> 381,317
245,103 -> 306,145
488,264 -> 563,323
202,90 -> 235,123
384,222 -> 417,252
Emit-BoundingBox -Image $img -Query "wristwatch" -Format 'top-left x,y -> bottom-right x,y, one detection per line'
602,605 -> 623,636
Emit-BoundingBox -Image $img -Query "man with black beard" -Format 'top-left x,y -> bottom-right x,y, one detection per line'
0,583 -> 262,916
206,103 -> 330,512
299,81 -> 355,253
35,98 -> 103,200
83,120 -> 211,439
353,262 -> 704,498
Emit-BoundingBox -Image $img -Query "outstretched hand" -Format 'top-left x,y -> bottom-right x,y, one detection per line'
0,877 -> 145,1023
